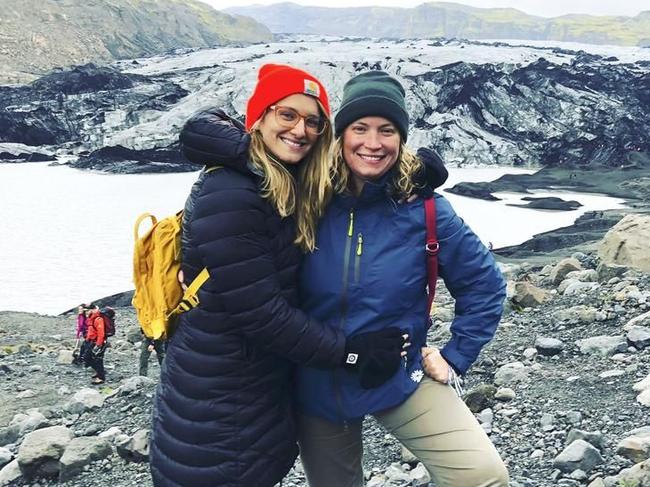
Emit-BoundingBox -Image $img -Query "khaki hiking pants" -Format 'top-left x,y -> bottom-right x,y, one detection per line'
298,377 -> 509,487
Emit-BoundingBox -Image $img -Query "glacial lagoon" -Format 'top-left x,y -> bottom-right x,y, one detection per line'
0,163 -> 626,314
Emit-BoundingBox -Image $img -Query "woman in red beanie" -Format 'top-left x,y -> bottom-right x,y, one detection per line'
150,64 -> 408,487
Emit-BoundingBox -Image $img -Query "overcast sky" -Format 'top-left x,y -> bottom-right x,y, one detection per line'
205,0 -> 648,17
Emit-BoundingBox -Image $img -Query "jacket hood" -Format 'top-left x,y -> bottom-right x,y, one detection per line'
179,108 -> 253,175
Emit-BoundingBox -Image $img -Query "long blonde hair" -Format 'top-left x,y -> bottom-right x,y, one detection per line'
330,137 -> 424,200
248,102 -> 334,252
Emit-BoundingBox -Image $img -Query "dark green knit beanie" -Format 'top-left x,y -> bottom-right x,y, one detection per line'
334,70 -> 409,141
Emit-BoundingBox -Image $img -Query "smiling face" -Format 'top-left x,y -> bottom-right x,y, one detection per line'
342,116 -> 401,193
256,93 -> 321,164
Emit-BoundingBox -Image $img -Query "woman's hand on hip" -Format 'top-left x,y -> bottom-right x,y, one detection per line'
421,346 -> 449,383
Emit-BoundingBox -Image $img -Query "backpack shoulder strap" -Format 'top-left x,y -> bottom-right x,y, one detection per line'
168,268 -> 210,318
425,197 -> 439,318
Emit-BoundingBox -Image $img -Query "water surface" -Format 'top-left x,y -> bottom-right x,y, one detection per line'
0,163 -> 625,314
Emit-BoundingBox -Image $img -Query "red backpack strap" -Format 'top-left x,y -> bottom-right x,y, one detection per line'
425,197 -> 439,320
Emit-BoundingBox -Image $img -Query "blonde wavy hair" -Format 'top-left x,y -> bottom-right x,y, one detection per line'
330,136 -> 424,200
248,101 -> 334,252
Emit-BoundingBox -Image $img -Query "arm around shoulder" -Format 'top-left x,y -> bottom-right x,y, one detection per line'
190,177 -> 346,368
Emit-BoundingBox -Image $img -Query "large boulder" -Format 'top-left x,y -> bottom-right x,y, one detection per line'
555,305 -> 600,324
535,337 -> 564,356
576,335 -> 627,356
635,375 -> 650,393
58,437 -> 112,482
627,326 -> 650,350
550,258 -> 582,285
494,362 -> 529,386
617,427 -> 650,463
564,281 -> 599,296
596,262 -> 629,282
56,350 -> 75,365
0,448 -> 11,469
626,311 -> 650,331
113,376 -> 155,397
463,384 -> 497,413
511,282 -> 550,307
0,411 -> 50,446
17,426 -> 73,479
566,429 -> 605,450
598,214 -> 650,272
553,439 -> 603,473
608,458 -> 650,486
65,388 -> 104,414
115,429 -> 149,463
639,390 -> 650,408
0,460 -> 22,486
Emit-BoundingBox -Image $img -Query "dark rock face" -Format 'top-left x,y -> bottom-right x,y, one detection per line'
31,64 -> 139,96
447,167 -> 650,204
69,145 -> 197,174
0,64 -> 188,147
496,211 -> 625,258
445,182 -> 500,200
510,197 -> 583,211
0,151 -> 54,162
59,290 -> 134,316
1,39 -> 648,175
409,56 -> 650,170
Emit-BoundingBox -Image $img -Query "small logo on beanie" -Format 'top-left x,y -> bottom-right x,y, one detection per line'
304,79 -> 320,97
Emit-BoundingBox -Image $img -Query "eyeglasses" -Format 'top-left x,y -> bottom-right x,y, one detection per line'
268,105 -> 328,136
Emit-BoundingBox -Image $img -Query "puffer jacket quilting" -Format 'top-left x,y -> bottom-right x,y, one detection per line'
296,177 -> 506,423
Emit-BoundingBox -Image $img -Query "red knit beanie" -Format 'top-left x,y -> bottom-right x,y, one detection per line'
245,64 -> 331,131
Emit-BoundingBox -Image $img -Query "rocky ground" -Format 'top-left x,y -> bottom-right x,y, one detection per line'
1,232 -> 650,486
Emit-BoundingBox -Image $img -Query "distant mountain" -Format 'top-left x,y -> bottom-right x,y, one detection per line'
225,2 -> 650,47
0,0 -> 272,85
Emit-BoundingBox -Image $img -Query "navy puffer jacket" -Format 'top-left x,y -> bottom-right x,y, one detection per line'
150,109 -> 346,487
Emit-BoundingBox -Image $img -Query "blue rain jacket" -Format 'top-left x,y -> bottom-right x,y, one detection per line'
296,178 -> 506,422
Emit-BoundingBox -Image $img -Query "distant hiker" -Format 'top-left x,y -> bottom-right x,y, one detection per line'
75,304 -> 88,339
488,241 -> 494,251
294,71 -> 509,487
139,332 -> 165,377
72,304 -> 88,365
84,306 -> 115,385
150,64 -> 407,487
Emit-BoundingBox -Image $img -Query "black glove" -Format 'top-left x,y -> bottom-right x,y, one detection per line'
343,328 -> 406,389
413,147 -> 449,198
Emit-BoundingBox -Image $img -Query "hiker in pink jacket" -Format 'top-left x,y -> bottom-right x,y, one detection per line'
75,305 -> 88,339
73,305 -> 89,366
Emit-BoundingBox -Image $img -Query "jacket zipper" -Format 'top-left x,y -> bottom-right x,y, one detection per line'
354,232 -> 363,283
335,209 -> 355,425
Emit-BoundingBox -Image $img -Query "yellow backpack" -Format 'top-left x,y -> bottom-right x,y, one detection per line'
131,168 -> 218,339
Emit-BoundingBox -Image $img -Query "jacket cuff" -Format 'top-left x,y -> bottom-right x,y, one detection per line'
440,340 -> 471,375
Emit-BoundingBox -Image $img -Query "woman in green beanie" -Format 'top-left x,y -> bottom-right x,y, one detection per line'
295,70 -> 509,487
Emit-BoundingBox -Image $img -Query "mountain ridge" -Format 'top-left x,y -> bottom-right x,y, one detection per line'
225,2 -> 650,47
0,0 -> 272,85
